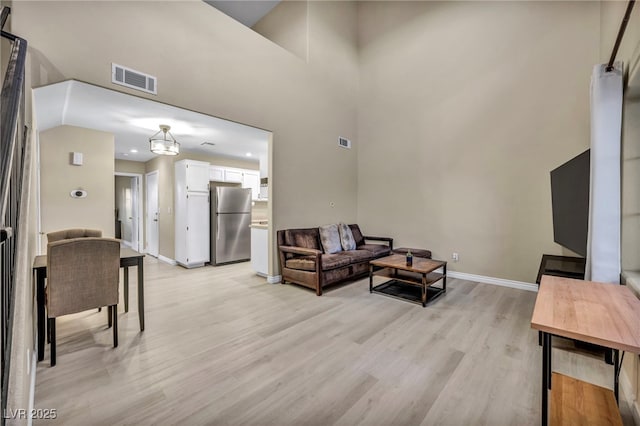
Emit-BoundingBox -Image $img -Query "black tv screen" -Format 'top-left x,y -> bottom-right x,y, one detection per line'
550,150 -> 590,257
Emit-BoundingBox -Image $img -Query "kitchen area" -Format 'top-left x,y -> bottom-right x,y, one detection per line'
174,157 -> 270,278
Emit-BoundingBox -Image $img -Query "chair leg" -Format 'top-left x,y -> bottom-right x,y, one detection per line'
108,306 -> 112,328
112,305 -> 118,348
48,318 -> 56,367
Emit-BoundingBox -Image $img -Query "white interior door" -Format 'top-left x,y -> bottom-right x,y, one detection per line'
130,176 -> 139,251
146,171 -> 159,257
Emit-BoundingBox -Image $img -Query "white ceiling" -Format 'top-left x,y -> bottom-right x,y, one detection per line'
204,1 -> 280,27
33,80 -> 270,163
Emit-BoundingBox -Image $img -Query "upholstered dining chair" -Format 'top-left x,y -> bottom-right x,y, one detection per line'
46,236 -> 120,366
47,228 -> 105,319
47,228 -> 102,243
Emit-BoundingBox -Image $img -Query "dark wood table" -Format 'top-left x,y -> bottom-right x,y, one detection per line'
369,254 -> 447,307
33,247 -> 145,362
536,254 -> 585,284
531,275 -> 640,425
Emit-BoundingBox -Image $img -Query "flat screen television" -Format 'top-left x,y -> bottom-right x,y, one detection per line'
550,149 -> 590,257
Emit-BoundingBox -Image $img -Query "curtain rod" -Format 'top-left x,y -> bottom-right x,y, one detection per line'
606,0 -> 636,72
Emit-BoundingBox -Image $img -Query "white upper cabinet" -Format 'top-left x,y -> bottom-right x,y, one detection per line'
209,166 -> 225,182
176,160 -> 210,193
242,170 -> 260,200
209,166 -> 261,199
224,168 -> 243,183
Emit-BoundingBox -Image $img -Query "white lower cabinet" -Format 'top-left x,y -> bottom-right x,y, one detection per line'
250,227 -> 268,277
175,191 -> 210,268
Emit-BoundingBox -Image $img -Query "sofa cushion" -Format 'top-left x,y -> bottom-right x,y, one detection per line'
321,253 -> 351,270
319,224 -> 342,254
285,253 -> 351,272
336,249 -> 373,263
338,223 -> 356,250
285,256 -> 316,271
359,243 -> 391,258
349,224 -> 365,246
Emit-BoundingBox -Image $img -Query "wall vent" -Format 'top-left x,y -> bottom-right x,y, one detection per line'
338,137 -> 352,149
112,63 -> 157,95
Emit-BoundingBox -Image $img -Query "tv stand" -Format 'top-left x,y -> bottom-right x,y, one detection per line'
536,254 -> 585,285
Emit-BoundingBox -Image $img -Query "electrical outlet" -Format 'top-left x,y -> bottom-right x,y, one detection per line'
452,252 -> 459,262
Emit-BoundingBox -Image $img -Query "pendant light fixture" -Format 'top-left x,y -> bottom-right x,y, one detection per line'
149,124 -> 180,155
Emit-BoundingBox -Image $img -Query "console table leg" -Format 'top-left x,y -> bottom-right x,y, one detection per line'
546,333 -> 552,390
369,264 -> 373,293
614,349 -> 620,403
542,332 -> 550,426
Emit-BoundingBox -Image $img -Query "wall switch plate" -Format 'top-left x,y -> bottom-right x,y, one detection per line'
452,252 -> 459,262
71,152 -> 83,166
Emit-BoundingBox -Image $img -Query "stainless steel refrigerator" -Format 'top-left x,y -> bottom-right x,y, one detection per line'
210,186 -> 252,265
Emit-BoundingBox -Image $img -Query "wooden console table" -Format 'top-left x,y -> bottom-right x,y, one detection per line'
531,275 -> 640,426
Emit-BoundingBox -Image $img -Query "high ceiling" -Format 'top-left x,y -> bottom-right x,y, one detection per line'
204,1 -> 280,27
33,81 -> 270,163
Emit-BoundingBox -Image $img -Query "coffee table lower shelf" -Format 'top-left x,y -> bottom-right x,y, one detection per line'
372,279 -> 446,306
368,255 -> 447,307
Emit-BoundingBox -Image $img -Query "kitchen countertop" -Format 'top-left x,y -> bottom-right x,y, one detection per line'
250,222 -> 268,229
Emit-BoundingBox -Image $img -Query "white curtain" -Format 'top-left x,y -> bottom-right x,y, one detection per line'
585,62 -> 623,284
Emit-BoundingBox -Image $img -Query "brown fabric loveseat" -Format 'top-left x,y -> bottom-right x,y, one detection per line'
277,224 -> 393,295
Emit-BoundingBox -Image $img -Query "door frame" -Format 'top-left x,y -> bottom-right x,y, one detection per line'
114,172 -> 144,253
145,170 -> 159,257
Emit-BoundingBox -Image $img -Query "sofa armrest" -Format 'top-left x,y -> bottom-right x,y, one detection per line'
363,236 -> 393,250
279,245 -> 322,275
279,245 -> 322,256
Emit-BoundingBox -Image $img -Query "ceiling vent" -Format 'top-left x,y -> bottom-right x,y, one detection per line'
338,137 -> 352,149
112,63 -> 157,95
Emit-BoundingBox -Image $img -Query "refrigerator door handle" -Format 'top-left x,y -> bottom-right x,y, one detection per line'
216,214 -> 220,241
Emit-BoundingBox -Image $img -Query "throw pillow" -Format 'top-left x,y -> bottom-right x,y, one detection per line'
338,223 -> 356,250
319,224 -> 342,254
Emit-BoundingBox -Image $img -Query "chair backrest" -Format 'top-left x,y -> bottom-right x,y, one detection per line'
46,237 -> 120,318
47,228 -> 102,243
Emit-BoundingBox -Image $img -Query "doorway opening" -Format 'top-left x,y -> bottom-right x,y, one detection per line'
114,172 -> 143,252
146,170 -> 159,258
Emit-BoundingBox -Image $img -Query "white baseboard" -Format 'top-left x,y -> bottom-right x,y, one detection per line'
158,255 -> 177,266
267,275 -> 281,284
447,271 -> 538,292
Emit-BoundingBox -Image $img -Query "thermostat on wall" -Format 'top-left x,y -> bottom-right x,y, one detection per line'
70,189 -> 87,198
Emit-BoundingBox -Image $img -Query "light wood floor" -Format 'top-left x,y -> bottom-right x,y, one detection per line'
34,258 -> 633,425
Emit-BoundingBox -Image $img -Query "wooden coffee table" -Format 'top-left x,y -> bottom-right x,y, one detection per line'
369,254 -> 447,307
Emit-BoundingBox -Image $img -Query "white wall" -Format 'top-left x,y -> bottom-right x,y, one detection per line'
39,125 -> 115,248
357,1 -> 600,283
13,0 -> 360,274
